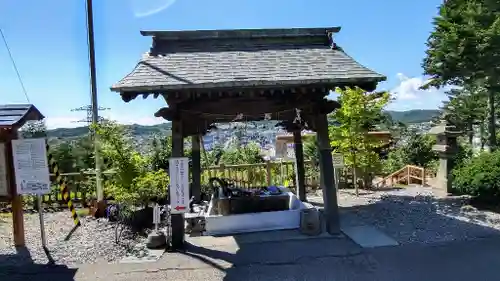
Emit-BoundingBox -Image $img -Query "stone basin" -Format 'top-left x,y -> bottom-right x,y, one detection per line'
202,187 -> 312,236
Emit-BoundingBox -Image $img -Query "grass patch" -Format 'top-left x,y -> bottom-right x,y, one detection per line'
0,213 -> 11,218
75,208 -> 90,217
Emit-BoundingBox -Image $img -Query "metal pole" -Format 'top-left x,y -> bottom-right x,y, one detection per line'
37,195 -> 47,248
86,0 -> 103,200
154,203 -> 159,233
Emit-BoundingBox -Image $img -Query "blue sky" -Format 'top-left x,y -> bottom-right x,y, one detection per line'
0,0 -> 447,129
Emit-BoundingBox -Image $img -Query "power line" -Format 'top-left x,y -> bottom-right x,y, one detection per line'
0,28 -> 30,103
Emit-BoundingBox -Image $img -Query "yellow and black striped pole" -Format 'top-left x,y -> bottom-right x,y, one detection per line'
46,143 -> 81,226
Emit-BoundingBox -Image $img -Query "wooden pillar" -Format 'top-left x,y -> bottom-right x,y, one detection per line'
293,130 -> 307,202
191,135 -> 201,202
171,120 -> 185,250
315,114 -> 340,235
1,129 -> 25,246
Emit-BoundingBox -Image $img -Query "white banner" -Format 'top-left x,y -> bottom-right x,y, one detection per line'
169,157 -> 189,214
12,138 -> 51,195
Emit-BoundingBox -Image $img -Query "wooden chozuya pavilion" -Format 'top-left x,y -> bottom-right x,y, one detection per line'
111,26 -> 386,249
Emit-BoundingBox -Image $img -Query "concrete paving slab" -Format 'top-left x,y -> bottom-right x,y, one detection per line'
190,229 -> 344,248
119,249 -> 165,264
342,225 -> 399,248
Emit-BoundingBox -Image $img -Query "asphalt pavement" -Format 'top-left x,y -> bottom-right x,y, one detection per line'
3,233 -> 500,281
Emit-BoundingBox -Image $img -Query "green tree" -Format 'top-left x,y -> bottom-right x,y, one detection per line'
303,136 -> 319,163
95,121 -> 167,207
442,86 -> 487,146
21,120 -> 47,138
220,142 -> 264,165
422,0 -> 500,150
72,135 -> 96,170
149,134 -> 172,171
329,87 -> 390,194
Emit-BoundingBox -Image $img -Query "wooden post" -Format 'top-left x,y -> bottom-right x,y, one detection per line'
315,114 -> 340,235
407,166 -> 411,185
191,135 -> 201,202
292,130 -> 307,201
219,164 -> 225,179
2,129 -> 25,246
265,160 -> 272,186
422,168 -> 426,187
170,120 -> 185,250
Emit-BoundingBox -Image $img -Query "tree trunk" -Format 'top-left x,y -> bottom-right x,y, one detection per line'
487,89 -> 497,151
467,120 -> 474,146
352,155 -> 359,197
480,121 -> 486,150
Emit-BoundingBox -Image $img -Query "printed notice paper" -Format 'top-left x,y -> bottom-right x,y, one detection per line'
12,138 -> 51,195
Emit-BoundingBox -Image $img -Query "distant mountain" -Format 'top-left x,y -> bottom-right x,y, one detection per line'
386,109 -> 441,124
46,109 -> 441,139
47,123 -> 172,139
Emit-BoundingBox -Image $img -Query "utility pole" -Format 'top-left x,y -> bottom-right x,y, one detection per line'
86,0 -> 104,201
71,105 -> 110,125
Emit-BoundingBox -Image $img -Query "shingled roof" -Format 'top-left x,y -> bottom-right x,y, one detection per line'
111,27 -> 386,93
0,104 -> 44,129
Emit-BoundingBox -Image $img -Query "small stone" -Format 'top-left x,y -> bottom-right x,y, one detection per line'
146,231 -> 167,249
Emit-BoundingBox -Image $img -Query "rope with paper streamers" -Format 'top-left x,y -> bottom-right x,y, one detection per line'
179,103 -> 315,119
45,143 -> 81,227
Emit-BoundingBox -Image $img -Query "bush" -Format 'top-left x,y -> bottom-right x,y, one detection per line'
382,148 -> 407,175
401,133 -> 437,168
108,170 -> 169,208
453,139 -> 473,168
382,133 -> 439,175
453,150 -> 500,203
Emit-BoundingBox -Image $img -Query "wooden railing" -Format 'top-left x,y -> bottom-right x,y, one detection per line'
374,165 -> 427,189
200,160 -> 320,189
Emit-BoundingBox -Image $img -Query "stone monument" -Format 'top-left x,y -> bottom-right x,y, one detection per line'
429,116 -> 462,194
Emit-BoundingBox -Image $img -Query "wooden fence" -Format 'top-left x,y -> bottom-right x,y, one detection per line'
1,161 -> 321,211
0,161 -> 434,212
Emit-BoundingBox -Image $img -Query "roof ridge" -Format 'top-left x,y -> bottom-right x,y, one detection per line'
141,27 -> 341,41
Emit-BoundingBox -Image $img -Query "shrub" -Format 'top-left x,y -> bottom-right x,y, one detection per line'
382,148 -> 408,175
107,170 -> 169,207
453,139 -> 473,168
453,150 -> 500,203
401,133 -> 437,168
382,133 -> 438,175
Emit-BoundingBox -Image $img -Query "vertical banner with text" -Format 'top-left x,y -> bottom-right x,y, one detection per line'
169,157 -> 189,214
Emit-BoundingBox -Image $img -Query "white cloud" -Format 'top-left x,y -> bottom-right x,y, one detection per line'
129,0 -> 177,18
45,112 -> 166,130
392,73 -> 429,100
388,73 -> 448,110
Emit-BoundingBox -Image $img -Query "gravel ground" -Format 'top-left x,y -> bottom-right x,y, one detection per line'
324,186 -> 500,244
0,212 -> 148,267
4,186 -> 500,268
